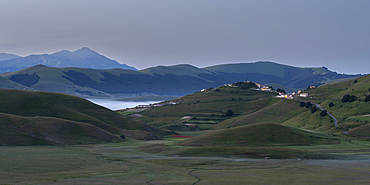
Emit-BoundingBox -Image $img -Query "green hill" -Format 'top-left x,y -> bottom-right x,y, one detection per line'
178,122 -> 338,147
213,99 -> 307,129
347,124 -> 370,137
0,113 -> 120,145
137,84 -> 279,131
276,74 -> 370,135
0,89 -> 165,145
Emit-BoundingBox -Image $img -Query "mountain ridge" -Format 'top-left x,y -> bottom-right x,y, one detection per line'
0,53 -> 21,61
0,61 -> 362,98
0,47 -> 136,73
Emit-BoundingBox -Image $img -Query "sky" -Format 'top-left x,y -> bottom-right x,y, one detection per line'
0,0 -> 369,74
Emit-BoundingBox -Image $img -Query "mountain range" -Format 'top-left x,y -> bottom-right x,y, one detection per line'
0,61 -> 362,98
0,48 -> 363,98
0,47 -> 136,73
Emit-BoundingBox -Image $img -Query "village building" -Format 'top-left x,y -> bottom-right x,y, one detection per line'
299,93 -> 309,98
260,86 -> 271,91
255,83 -> 262,88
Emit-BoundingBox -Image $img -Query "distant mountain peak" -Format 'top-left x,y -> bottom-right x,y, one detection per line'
72,47 -> 101,58
0,47 -> 137,72
0,53 -> 21,61
76,47 -> 95,52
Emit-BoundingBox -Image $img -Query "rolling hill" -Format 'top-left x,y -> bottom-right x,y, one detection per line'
0,89 -> 166,145
130,74 -> 370,140
290,74 -> 370,134
0,61 -> 361,98
0,47 -> 136,73
178,122 -> 339,147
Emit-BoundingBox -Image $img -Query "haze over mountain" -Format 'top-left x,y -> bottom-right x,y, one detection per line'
0,47 -> 136,73
0,61 -> 361,98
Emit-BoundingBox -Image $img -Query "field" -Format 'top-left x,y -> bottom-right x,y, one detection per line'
1,136 -> 370,184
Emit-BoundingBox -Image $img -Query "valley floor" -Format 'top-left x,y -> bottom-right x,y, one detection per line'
1,138 -> 370,184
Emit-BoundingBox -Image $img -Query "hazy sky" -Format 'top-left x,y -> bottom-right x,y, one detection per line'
0,0 -> 369,74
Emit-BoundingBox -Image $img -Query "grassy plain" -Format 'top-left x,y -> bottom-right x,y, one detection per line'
1,137 -> 370,184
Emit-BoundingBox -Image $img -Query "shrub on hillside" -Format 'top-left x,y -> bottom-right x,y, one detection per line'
342,94 -> 356,103
329,102 -> 334,107
342,94 -> 350,103
348,95 -> 356,102
365,95 -> 370,102
310,106 -> 318,113
305,102 -> 312,108
225,110 -> 234,116
320,110 -> 327,117
300,102 -> 305,107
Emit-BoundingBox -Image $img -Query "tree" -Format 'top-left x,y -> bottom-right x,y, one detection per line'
354,80 -> 358,83
365,95 -> 370,102
270,86 -> 274,90
329,102 -> 334,107
225,110 -> 234,116
342,94 -> 351,103
348,95 -> 356,102
320,110 -> 327,117
305,102 -> 312,108
277,88 -> 286,94
300,102 -> 305,107
310,106 -> 318,113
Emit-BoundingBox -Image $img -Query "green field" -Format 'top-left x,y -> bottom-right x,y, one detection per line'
1,138 -> 370,184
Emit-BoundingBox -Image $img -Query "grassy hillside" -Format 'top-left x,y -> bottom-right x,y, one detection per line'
306,74 -> 370,101
0,89 -> 165,145
214,99 -> 307,129
136,84 -> 279,131
178,122 -> 339,147
0,76 -> 27,89
0,113 -> 120,145
290,74 -> 370,134
347,124 -> 370,137
131,75 -> 370,138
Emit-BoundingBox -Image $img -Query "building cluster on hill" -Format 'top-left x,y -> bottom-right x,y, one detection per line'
253,82 -> 311,99
136,101 -> 178,108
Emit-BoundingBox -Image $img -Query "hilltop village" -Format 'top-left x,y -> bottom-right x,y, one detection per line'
220,81 -> 313,99
254,82 -> 314,99
137,81 -> 313,108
